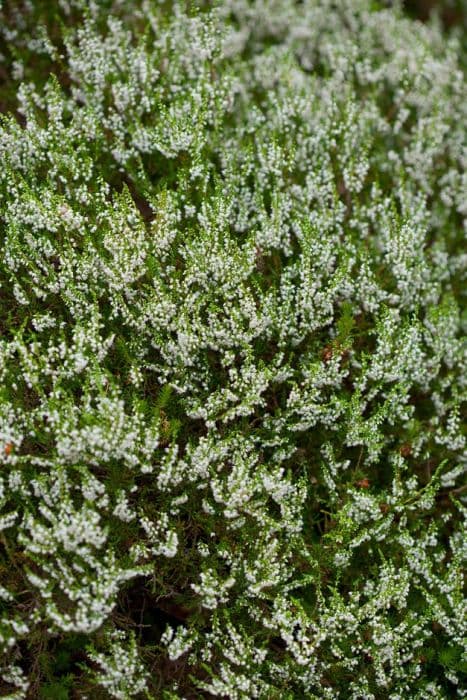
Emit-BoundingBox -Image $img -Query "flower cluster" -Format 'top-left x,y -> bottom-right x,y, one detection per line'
0,1 -> 465,698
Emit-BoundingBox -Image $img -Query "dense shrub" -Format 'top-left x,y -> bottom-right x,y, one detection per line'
0,1 -> 465,698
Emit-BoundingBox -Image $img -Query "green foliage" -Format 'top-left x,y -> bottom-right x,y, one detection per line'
0,1 -> 465,698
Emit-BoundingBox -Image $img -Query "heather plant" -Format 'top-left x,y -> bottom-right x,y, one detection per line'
0,1 -> 465,698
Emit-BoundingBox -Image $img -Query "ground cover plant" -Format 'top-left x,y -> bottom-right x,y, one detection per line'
0,1 -> 466,698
